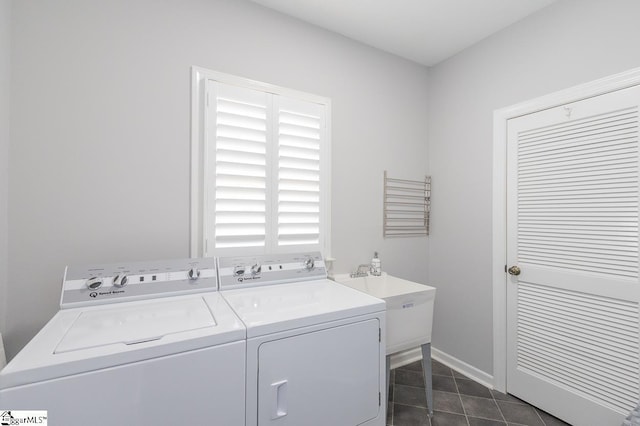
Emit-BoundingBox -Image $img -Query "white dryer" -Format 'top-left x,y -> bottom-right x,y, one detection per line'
0,258 -> 246,426
218,252 -> 386,426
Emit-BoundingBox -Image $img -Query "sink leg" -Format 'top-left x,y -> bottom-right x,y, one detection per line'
421,343 -> 433,417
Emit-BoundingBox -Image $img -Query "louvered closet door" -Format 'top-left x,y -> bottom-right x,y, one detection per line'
506,86 -> 640,426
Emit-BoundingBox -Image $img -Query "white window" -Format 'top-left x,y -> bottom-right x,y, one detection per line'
191,68 -> 331,257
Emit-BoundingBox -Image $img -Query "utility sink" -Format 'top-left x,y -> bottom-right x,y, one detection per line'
334,273 -> 436,355
335,272 -> 437,416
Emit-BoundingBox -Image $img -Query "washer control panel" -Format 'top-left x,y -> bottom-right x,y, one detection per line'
61,257 -> 218,308
218,252 -> 326,290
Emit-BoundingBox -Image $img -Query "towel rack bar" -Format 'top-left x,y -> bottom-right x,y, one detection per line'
384,201 -> 426,207
385,194 -> 427,201
387,225 -> 424,229
386,177 -> 427,185
385,210 -> 426,215
385,233 -> 428,238
383,217 -> 426,221
385,185 -> 427,193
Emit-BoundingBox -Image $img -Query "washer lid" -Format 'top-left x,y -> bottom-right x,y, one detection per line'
0,293 -> 245,390
221,279 -> 385,338
55,297 -> 216,353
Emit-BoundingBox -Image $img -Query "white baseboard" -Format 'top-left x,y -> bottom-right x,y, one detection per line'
431,347 -> 494,389
389,347 -> 423,369
389,346 -> 494,390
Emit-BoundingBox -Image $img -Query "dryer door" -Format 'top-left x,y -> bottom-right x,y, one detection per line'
257,318 -> 382,426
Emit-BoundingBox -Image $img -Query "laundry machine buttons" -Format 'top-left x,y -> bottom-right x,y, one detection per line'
188,268 -> 201,280
86,277 -> 103,290
303,257 -> 315,271
250,264 -> 262,275
113,274 -> 128,287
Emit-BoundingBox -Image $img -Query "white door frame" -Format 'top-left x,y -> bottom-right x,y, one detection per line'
491,66 -> 640,392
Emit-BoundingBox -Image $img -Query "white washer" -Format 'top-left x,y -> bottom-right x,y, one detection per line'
218,252 -> 387,426
0,258 -> 246,426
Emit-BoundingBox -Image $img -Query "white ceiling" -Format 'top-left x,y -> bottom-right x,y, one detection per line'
249,0 -> 558,67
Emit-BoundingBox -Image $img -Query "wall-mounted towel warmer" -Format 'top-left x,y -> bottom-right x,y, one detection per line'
383,171 -> 431,238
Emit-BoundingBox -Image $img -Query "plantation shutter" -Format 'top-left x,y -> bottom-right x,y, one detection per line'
208,82 -> 270,250
205,80 -> 327,255
276,96 -> 325,247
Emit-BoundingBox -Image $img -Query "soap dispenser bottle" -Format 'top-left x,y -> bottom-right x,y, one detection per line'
371,252 -> 381,276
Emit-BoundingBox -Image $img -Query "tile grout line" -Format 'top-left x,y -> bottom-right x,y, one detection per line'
534,407 -> 547,426
491,390 -> 509,425
390,372 -> 394,426
456,374 -> 511,425
452,372 -> 471,426
400,362 -> 566,426
427,372 -> 432,426
436,362 -> 565,426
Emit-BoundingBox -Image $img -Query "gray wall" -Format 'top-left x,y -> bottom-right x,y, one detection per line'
0,0 -> 10,339
427,0 -> 640,374
6,0 -> 429,358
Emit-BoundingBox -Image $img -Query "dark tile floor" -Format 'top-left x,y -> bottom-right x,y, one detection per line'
387,359 -> 571,426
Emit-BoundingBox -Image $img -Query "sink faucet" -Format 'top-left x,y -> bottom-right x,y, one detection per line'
350,264 -> 371,278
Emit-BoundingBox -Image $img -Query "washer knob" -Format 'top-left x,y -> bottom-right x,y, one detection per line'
113,274 -> 128,287
250,264 -> 262,275
303,257 -> 315,271
234,266 -> 245,276
188,268 -> 201,280
86,277 -> 103,290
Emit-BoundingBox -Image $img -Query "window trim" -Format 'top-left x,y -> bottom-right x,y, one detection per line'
190,66 -> 332,257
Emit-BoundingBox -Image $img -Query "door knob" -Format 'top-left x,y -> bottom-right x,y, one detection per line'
508,266 -> 521,276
